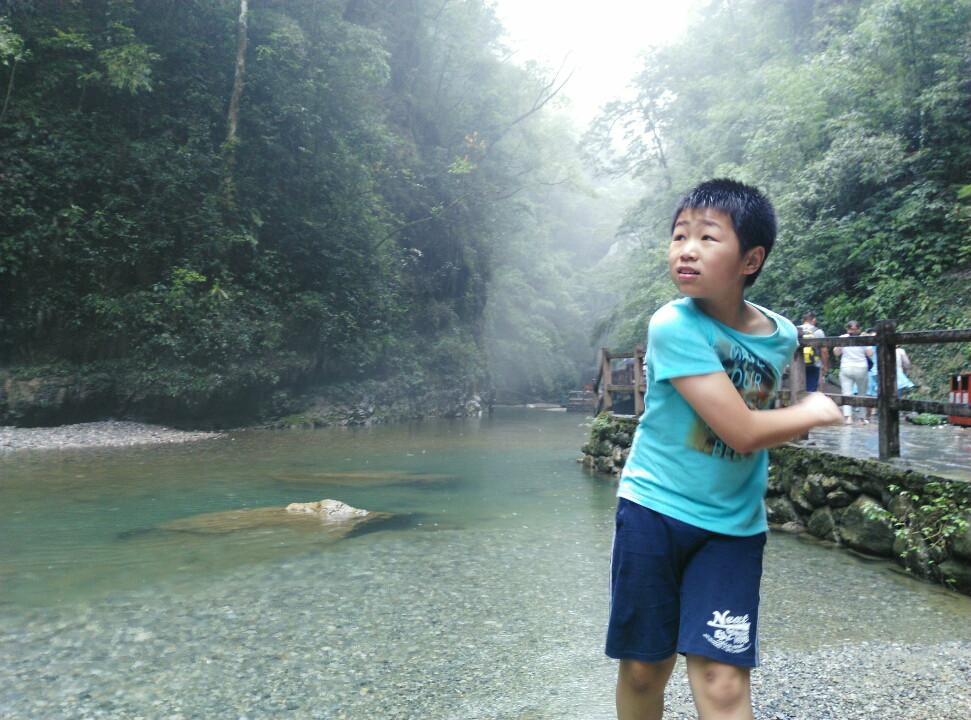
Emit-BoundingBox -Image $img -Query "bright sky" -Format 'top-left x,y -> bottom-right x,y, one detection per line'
493,0 -> 694,124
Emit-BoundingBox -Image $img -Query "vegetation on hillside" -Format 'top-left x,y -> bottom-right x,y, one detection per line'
586,0 -> 970,398
0,0 -> 966,425
0,0 -> 611,423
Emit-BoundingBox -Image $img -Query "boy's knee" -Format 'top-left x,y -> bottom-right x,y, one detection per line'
701,666 -> 747,706
618,656 -> 676,694
686,655 -> 751,716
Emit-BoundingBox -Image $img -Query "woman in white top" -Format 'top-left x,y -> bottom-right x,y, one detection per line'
833,320 -> 874,425
896,345 -> 915,397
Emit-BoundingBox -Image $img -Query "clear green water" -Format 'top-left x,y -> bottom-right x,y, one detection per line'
1,406 -> 967,638
0,408 -> 614,609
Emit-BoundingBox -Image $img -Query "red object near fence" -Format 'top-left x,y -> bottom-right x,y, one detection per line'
949,373 -> 971,427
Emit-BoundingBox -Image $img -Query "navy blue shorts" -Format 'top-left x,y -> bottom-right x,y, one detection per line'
605,498 -> 765,667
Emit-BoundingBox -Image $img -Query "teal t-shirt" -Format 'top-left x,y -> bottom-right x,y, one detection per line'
618,298 -> 798,536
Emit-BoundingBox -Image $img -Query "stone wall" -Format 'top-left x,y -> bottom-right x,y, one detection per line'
581,413 -> 971,595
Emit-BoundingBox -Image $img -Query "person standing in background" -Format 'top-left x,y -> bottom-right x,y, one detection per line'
896,345 -> 915,398
833,320 -> 873,425
864,328 -> 878,422
797,311 -> 828,393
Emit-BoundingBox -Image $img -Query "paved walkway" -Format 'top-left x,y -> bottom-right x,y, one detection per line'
791,421 -> 970,482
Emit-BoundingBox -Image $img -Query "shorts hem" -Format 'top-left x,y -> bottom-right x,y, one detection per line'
604,647 -> 677,663
678,644 -> 759,668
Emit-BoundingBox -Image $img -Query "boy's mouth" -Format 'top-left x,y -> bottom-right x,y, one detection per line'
676,266 -> 700,277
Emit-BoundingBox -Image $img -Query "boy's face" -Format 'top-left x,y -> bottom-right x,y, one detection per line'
668,207 -> 764,300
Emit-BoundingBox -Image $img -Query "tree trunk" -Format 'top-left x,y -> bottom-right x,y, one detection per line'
0,58 -> 17,126
227,0 -> 248,143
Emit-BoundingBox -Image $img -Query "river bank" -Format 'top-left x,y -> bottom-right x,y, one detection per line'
0,421 -> 221,455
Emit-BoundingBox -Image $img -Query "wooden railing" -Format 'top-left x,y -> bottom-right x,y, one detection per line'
593,345 -> 645,416
788,320 -> 971,460
593,321 -> 971,461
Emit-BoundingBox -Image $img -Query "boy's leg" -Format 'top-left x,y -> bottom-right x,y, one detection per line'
606,500 -> 691,719
676,531 -> 764,719
616,655 -> 677,720
838,370 -> 856,422
685,654 -> 753,720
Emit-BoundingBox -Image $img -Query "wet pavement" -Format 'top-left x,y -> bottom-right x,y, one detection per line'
791,420 -> 971,482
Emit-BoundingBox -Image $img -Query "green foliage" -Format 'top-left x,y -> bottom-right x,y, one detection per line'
589,412 -> 614,442
887,482 -> 971,571
587,0 -> 970,399
588,411 -> 638,445
0,0 -> 605,421
0,15 -> 27,64
17,0 -> 968,427
68,17 -> 160,94
906,413 -> 947,426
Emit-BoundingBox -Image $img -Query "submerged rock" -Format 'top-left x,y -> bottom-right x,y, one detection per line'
156,499 -> 391,536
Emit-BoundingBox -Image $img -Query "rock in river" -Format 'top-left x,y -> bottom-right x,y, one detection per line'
156,499 -> 391,537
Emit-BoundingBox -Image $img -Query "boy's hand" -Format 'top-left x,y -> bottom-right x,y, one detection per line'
798,392 -> 842,426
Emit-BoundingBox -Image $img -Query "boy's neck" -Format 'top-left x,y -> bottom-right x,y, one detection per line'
693,295 -> 772,335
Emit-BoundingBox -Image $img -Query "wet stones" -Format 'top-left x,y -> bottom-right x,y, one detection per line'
838,496 -> 896,556
807,506 -> 839,543
767,446 -> 971,594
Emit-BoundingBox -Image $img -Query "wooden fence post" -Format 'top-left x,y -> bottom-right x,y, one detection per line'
634,344 -> 645,416
789,347 -> 806,403
788,347 -> 808,438
876,319 -> 899,460
600,348 -> 612,414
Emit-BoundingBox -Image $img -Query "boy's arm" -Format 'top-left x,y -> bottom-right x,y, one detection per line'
671,372 -> 842,454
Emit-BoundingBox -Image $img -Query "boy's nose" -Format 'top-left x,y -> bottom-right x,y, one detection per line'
680,239 -> 700,258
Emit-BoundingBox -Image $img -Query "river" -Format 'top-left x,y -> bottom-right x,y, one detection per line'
1,407 -> 968,718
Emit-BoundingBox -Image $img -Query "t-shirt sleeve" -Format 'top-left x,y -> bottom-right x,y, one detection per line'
649,304 -> 725,382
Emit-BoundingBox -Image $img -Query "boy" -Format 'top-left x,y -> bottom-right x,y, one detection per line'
605,179 -> 841,720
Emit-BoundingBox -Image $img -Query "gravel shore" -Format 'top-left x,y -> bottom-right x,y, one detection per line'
1,526 -> 967,719
0,420 -> 221,455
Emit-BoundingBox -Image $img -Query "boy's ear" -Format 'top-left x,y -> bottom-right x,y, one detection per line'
741,246 -> 765,277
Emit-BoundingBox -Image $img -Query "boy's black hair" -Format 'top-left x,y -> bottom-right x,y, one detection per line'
671,178 -> 776,286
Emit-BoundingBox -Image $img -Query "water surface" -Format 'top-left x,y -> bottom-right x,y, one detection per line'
1,408 -> 967,719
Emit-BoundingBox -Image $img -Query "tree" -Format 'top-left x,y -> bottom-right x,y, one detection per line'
0,0 -> 611,422
586,0 -> 970,396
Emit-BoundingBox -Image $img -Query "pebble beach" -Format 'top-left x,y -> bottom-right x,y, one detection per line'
0,420 -> 221,455
0,420 -> 968,719
1,525 -> 968,720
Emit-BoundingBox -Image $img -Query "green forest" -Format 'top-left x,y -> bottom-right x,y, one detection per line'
0,0 -> 968,428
